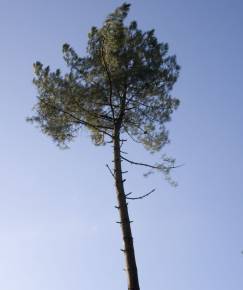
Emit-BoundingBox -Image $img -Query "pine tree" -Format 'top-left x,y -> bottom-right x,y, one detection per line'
28,3 -> 180,290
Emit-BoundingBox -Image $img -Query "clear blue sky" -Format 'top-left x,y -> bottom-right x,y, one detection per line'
0,0 -> 242,289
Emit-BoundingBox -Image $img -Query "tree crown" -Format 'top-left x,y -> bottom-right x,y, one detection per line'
28,3 -> 180,154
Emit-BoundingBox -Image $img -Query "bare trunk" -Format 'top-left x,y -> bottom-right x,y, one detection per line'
113,126 -> 140,290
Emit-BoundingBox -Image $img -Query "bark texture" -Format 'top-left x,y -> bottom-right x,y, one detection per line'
113,126 -> 140,290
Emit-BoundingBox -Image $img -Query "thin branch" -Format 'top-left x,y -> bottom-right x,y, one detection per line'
121,155 -> 181,170
124,106 -> 137,111
123,127 -> 143,144
70,97 -> 113,122
120,139 -> 127,148
39,97 -> 113,138
106,164 -> 115,178
123,118 -> 148,134
126,188 -> 156,200
129,99 -> 151,109
133,105 -> 163,124
116,220 -> 133,224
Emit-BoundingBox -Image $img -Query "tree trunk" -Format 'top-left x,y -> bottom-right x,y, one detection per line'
113,126 -> 140,290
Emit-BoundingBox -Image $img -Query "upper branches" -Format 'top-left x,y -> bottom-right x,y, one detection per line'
29,2 -> 180,157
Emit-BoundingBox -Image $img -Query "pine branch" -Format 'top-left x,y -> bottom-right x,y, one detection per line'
121,155 -> 180,170
126,188 -> 155,200
106,164 -> 115,178
123,127 -> 143,144
69,97 -> 114,123
39,97 -> 113,137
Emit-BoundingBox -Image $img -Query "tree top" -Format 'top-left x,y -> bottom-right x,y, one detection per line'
28,2 -> 180,154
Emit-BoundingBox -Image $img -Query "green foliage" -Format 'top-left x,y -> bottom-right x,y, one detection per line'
28,3 -> 180,152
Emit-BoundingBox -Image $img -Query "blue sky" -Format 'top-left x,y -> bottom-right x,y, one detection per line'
0,0 -> 242,289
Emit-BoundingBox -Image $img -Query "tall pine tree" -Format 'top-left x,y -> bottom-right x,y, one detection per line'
28,3 -> 180,290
